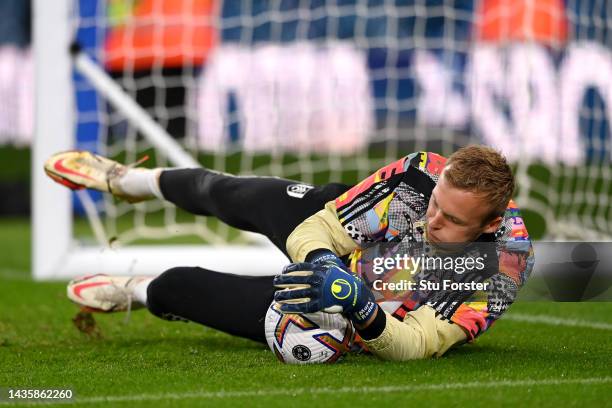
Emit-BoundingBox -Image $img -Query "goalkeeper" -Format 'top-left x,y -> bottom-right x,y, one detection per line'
44,145 -> 533,360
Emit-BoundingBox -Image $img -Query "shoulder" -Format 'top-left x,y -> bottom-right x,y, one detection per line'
368,151 -> 448,181
497,200 -> 531,243
334,152 -> 446,210
406,151 -> 447,179
494,200 -> 535,286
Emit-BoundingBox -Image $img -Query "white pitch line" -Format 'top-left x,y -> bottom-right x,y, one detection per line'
4,377 -> 609,405
504,313 -> 612,330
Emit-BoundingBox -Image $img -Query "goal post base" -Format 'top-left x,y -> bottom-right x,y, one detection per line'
35,245 -> 288,281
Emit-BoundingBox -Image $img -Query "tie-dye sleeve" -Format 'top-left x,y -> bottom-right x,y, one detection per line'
450,203 -> 535,340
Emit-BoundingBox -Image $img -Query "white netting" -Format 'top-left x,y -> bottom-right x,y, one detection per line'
69,0 -> 612,245
0,46 -> 33,145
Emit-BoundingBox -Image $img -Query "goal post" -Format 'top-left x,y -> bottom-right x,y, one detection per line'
32,0 -> 287,280
33,0 -> 74,280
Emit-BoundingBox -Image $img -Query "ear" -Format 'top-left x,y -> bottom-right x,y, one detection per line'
482,216 -> 503,234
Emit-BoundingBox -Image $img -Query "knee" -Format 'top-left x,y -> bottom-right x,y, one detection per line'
194,169 -> 226,196
146,267 -> 191,321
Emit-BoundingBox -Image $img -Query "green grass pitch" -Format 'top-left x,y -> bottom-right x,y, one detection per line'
0,218 -> 611,407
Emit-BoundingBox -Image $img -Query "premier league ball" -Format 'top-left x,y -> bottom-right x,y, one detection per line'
264,301 -> 355,364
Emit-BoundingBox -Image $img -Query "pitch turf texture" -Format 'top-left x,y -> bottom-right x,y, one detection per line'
1,218 -> 611,407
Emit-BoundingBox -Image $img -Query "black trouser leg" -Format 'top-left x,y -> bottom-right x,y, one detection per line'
149,170 -> 351,341
146,266 -> 275,343
159,169 -> 350,256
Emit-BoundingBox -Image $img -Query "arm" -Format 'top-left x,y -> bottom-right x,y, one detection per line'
286,154 -> 416,262
274,259 -> 468,360
360,306 -> 467,361
280,153 -> 466,359
286,201 -> 358,262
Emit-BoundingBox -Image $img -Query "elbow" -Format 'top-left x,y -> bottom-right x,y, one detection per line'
362,315 -> 435,361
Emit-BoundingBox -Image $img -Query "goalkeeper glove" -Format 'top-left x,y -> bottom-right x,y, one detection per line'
273,261 -> 378,325
306,248 -> 346,269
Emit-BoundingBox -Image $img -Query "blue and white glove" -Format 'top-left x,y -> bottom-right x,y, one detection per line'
306,249 -> 346,269
273,258 -> 378,325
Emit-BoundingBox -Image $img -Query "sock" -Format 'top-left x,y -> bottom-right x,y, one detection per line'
132,277 -> 154,305
118,168 -> 165,200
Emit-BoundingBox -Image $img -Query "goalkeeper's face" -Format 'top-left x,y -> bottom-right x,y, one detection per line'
426,174 -> 502,245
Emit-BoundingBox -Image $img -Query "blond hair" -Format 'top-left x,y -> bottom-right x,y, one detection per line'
443,145 -> 515,223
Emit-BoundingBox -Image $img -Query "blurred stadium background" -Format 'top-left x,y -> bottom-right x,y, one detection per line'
0,1 -> 611,405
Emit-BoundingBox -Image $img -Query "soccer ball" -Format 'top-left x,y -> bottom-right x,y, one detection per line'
264,301 -> 355,364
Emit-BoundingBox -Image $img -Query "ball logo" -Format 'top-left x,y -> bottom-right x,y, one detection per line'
331,278 -> 352,300
292,345 -> 311,361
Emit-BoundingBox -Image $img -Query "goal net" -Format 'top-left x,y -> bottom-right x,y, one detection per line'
33,0 -> 612,280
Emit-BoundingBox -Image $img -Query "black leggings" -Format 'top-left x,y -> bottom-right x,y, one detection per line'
145,168 -> 350,343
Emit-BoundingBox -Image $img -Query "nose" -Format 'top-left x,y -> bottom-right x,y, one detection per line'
428,208 -> 444,230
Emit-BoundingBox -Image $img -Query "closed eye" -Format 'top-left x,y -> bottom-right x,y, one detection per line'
433,192 -> 466,225
446,214 -> 463,225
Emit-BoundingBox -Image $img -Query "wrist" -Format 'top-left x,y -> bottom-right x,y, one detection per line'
346,279 -> 377,325
349,300 -> 378,329
306,249 -> 345,269
353,305 -> 386,340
